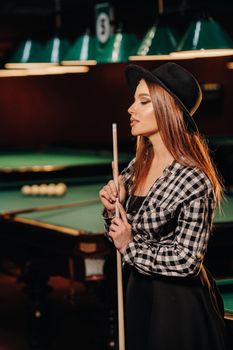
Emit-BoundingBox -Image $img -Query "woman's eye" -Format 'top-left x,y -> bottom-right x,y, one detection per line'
141,100 -> 150,105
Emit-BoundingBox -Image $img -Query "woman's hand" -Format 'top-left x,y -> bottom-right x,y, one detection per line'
109,202 -> 133,254
99,175 -> 126,216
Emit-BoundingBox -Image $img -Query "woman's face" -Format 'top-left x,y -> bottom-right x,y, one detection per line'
128,79 -> 159,137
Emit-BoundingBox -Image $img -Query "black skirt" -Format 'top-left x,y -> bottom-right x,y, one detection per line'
125,265 -> 228,350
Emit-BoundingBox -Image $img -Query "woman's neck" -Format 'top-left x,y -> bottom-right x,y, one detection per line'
149,134 -> 174,167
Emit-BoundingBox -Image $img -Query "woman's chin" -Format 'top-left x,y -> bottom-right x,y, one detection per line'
131,130 -> 139,137
131,128 -> 146,137
130,126 -> 140,136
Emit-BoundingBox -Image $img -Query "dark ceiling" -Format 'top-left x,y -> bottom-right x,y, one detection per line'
0,0 -> 233,15
0,0 -> 232,15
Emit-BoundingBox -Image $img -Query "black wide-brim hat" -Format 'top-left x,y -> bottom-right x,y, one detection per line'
125,62 -> 202,133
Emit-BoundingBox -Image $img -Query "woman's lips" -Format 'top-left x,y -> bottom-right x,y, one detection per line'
130,120 -> 138,127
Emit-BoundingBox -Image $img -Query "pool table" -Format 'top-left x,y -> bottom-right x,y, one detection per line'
0,179 -> 110,259
0,148 -> 132,184
216,278 -> 233,347
207,136 -> 233,188
0,148 -> 133,278
216,278 -> 233,321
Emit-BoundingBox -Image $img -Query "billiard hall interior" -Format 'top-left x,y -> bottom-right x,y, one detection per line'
0,0 -> 233,349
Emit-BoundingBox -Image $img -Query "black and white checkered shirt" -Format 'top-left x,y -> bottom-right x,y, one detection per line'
104,158 -> 216,277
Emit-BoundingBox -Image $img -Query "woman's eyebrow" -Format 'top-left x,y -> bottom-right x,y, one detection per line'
134,93 -> 151,99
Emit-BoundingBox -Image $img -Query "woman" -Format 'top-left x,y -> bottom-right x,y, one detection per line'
99,63 -> 228,350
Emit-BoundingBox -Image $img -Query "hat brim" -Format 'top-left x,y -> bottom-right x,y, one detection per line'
125,64 -> 198,133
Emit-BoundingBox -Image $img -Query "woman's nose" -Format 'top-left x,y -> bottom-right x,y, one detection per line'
128,103 -> 135,115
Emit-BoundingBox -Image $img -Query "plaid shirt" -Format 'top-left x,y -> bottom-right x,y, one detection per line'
104,158 -> 216,277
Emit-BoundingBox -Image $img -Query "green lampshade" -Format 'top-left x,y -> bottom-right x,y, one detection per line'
5,37 -> 69,69
136,23 -> 178,56
38,37 -> 69,63
5,39 -> 41,68
172,17 -> 233,58
61,32 -> 96,66
96,32 -> 139,63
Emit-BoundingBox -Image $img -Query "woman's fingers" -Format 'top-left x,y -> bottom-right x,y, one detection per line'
100,183 -> 116,202
99,188 -> 115,211
99,188 -> 111,203
117,202 -> 128,223
109,218 -> 123,234
111,217 -> 122,226
108,180 -> 118,197
100,176 -> 126,203
99,177 -> 126,212
109,212 -> 132,253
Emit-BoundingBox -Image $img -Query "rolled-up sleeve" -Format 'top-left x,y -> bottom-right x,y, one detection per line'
122,194 -> 215,277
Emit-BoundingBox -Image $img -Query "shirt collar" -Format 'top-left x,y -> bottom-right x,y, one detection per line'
163,159 -> 184,175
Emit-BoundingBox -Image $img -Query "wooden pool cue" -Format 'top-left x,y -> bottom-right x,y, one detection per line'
1,199 -> 99,219
112,123 -> 125,350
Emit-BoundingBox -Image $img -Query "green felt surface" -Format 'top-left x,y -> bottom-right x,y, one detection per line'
0,149 -> 131,170
213,196 -> 233,223
216,278 -> 233,286
208,136 -> 233,146
216,279 -> 233,313
0,182 -> 105,234
0,185 -> 232,232
222,293 -> 233,313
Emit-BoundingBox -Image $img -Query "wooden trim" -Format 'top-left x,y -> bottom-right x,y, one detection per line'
224,311 -> 233,321
12,216 -> 83,236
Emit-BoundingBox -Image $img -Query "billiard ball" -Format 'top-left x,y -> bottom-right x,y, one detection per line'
47,183 -> 56,196
31,184 -> 40,196
38,184 -> 48,195
56,183 -> 67,196
21,185 -> 31,195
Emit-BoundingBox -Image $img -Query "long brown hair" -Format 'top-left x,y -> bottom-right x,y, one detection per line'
132,81 -> 225,211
